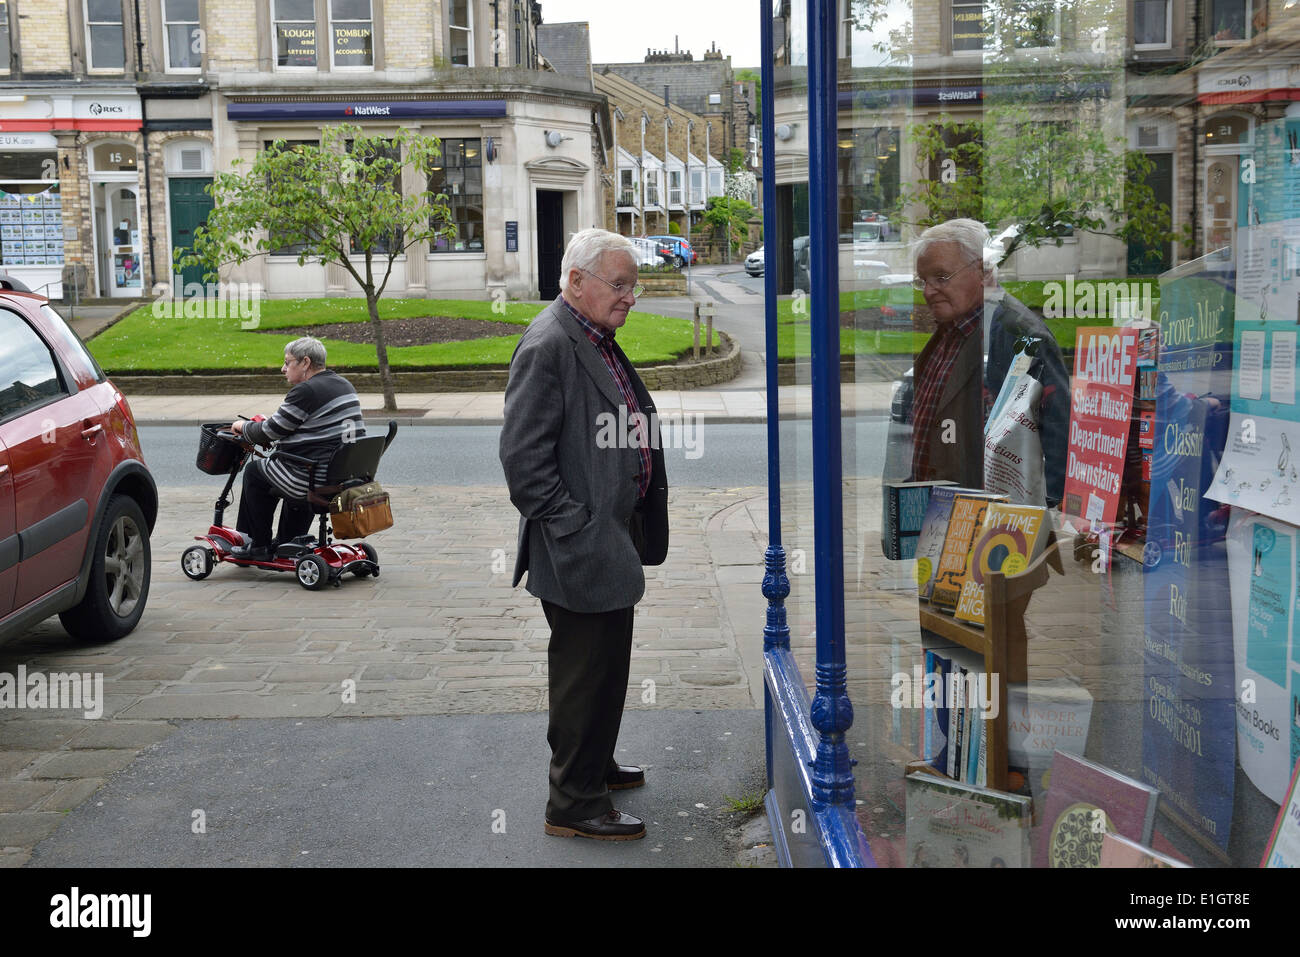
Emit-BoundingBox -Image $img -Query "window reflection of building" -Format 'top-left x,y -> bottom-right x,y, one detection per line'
838,127 -> 899,238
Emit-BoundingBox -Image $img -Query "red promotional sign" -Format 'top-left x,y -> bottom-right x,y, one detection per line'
1063,326 -> 1139,527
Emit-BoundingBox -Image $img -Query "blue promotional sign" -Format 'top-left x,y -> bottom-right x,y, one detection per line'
1143,267 -> 1236,853
227,100 -> 507,122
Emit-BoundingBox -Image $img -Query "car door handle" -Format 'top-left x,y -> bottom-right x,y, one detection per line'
81,424 -> 103,440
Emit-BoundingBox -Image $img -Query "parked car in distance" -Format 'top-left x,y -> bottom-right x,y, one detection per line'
0,290 -> 157,644
627,236 -> 664,269
878,273 -> 916,324
745,247 -> 764,276
646,235 -> 697,268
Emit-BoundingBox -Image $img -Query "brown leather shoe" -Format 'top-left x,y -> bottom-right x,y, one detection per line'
606,764 -> 645,790
544,809 -> 646,841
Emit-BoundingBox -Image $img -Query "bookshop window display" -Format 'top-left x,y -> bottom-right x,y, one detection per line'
761,0 -> 1300,869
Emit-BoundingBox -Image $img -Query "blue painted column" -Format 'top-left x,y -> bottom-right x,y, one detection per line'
805,0 -> 855,811
760,0 -> 790,792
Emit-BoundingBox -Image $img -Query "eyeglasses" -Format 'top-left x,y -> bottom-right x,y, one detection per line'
582,268 -> 644,300
911,258 -> 982,292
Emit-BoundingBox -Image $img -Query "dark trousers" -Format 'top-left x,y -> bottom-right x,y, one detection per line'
235,458 -> 314,547
541,600 -> 634,822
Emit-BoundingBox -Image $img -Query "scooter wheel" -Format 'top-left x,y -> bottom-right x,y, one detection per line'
295,554 -> 329,590
352,542 -> 379,578
181,545 -> 214,581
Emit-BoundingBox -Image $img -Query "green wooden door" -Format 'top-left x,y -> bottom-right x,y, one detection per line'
169,178 -> 213,289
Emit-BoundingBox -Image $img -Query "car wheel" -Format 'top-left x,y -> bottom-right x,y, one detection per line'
673,254 -> 684,268
59,495 -> 151,641
181,545 -> 214,581
352,542 -> 379,578
1142,540 -> 1162,568
296,554 -> 329,590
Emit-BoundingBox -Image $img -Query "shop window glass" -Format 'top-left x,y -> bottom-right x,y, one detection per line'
348,138 -> 402,255
1134,0 -> 1169,47
449,0 -> 472,67
1211,0 -> 1248,41
428,137 -> 483,253
330,0 -> 373,68
0,152 -> 63,270
92,142 -> 137,173
264,139 -> 318,255
86,0 -> 126,70
274,0 -> 318,68
952,1 -> 988,52
0,1 -> 11,72
1007,0 -> 1057,48
0,311 -> 66,419
164,0 -> 202,70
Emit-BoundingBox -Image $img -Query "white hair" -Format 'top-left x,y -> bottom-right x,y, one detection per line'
914,218 -> 993,275
286,336 -> 327,369
559,228 -> 637,292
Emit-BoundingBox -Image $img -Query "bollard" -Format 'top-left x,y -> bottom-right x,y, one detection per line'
693,301 -> 701,360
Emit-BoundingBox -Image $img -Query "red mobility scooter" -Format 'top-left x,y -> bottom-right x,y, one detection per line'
181,419 -> 397,590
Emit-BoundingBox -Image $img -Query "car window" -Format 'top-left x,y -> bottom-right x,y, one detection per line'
0,308 -> 69,419
40,305 -> 105,383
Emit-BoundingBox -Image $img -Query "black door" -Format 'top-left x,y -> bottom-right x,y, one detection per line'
537,189 -> 564,300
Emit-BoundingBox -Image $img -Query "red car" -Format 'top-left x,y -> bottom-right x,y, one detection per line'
0,289 -> 156,642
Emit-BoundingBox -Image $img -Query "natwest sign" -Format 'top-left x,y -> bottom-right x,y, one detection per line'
228,100 -> 508,122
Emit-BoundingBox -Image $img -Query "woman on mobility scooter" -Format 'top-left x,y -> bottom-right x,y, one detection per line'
227,336 -> 365,561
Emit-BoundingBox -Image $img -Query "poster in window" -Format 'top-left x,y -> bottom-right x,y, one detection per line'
277,23 -> 317,67
333,24 -> 372,66
115,253 -> 141,288
1142,266 -> 1236,855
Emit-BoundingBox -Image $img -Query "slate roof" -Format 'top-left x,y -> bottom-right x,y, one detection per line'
596,59 -> 732,115
537,22 -> 593,88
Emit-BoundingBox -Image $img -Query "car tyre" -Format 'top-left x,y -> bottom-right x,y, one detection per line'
181,545 -> 214,581
673,254 -> 684,268
296,554 -> 329,590
59,495 -> 151,642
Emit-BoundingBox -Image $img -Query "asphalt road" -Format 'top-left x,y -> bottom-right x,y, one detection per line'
139,420 -> 905,488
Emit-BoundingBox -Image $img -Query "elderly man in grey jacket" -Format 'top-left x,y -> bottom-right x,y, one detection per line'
500,228 -> 669,841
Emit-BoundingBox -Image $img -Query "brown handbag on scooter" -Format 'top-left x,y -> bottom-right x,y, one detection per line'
329,481 -> 393,538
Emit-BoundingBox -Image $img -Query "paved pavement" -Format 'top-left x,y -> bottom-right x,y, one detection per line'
0,482 -> 776,868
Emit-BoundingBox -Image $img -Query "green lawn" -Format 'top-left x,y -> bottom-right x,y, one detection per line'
89,298 -> 698,373
771,283 -> 1153,360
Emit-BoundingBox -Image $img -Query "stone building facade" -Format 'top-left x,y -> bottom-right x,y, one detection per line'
0,0 -> 612,302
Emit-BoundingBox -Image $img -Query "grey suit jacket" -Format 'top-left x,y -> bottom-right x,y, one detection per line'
499,297 -> 669,614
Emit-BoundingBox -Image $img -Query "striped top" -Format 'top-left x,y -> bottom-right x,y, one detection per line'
242,370 -> 366,499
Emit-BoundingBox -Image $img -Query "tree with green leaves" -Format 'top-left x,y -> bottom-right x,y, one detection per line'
181,124 -> 456,412
700,196 -> 756,261
898,94 -> 1183,268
